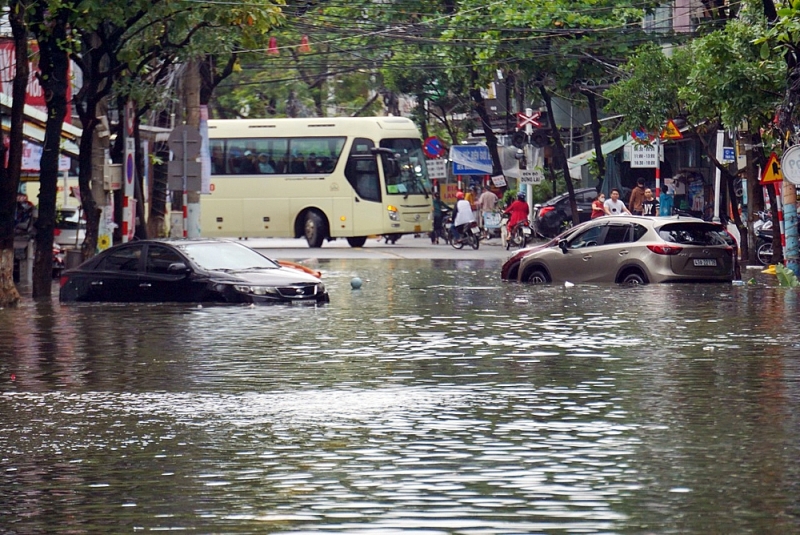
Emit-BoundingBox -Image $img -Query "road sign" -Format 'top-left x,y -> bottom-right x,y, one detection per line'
125,101 -> 135,137
761,152 -> 783,185
423,136 -> 446,158
168,161 -> 202,190
781,145 -> 800,185
631,128 -> 655,144
168,125 -> 202,160
516,111 -> 541,129
661,119 -> 682,140
426,158 -> 447,180
520,169 -> 544,184
722,147 -> 736,163
630,143 -> 660,168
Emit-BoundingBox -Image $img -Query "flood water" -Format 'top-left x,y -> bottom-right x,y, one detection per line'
2,258 -> 800,534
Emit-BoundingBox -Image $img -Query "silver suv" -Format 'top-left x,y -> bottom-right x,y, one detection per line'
516,215 -> 734,284
55,207 -> 86,247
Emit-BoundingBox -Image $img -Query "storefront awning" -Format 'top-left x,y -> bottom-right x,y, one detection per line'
567,135 -> 631,179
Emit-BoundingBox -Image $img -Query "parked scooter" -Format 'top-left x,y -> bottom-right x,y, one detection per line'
755,219 -> 774,266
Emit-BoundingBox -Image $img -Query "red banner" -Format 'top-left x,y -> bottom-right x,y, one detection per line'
0,38 -> 72,123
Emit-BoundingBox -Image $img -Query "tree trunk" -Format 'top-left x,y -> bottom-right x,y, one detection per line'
31,4 -> 71,299
0,0 -> 27,307
540,85 -> 578,225
583,90 -> 605,189
743,131 -> 764,265
469,68 -> 503,178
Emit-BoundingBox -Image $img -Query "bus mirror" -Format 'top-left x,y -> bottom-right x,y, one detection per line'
371,148 -> 401,179
384,158 -> 400,179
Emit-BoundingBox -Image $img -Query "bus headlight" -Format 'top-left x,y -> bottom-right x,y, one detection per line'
387,205 -> 399,221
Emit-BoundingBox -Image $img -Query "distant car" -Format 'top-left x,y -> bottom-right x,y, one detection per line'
59,239 -> 329,304
533,187 -> 597,238
515,215 -> 734,284
54,207 -> 86,247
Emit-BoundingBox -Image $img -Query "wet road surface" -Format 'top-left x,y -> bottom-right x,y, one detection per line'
1,255 -> 799,534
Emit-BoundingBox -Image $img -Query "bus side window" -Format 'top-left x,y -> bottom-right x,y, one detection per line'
345,138 -> 380,202
210,141 -> 226,175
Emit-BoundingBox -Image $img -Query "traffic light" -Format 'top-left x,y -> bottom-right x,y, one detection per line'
511,130 -> 527,149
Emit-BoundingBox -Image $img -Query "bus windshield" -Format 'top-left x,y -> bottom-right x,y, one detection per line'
381,138 -> 431,196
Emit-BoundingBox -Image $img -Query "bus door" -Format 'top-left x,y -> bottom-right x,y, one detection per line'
345,138 -> 384,236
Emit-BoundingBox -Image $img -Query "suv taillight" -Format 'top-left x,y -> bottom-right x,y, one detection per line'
538,206 -> 555,217
647,244 -> 683,255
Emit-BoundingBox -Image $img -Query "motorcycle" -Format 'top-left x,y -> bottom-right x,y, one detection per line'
505,218 -> 533,250
755,219 -> 773,266
450,220 -> 481,250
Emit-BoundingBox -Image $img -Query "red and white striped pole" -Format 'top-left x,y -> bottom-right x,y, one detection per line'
654,136 -> 661,199
121,196 -> 129,240
774,181 -> 785,249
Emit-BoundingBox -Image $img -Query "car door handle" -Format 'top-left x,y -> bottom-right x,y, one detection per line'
582,255 -> 592,261
619,250 -> 629,256
90,281 -> 103,286
139,283 -> 152,288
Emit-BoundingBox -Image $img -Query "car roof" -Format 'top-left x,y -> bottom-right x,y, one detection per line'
583,214 -> 714,227
546,187 -> 596,204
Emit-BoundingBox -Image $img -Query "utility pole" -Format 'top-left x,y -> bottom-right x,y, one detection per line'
171,59 -> 202,238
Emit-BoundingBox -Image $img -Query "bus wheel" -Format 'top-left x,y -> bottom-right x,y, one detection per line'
347,236 -> 367,248
304,211 -> 327,248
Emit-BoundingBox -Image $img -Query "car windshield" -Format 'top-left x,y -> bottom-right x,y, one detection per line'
176,242 -> 280,271
658,223 -> 729,246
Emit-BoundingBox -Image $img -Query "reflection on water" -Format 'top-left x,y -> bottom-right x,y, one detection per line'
2,259 -> 800,534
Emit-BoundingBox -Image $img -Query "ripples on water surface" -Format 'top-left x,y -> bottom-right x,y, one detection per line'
2,259 -> 800,534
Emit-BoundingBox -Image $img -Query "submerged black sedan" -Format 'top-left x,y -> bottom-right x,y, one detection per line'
59,239 -> 328,304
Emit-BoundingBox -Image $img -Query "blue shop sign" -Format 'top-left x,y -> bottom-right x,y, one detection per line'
451,145 -> 492,175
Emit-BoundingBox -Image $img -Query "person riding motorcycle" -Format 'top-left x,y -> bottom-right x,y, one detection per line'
503,191 -> 530,234
451,191 -> 476,242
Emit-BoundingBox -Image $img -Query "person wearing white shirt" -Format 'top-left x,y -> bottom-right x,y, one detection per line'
452,191 -> 476,241
603,188 -> 632,216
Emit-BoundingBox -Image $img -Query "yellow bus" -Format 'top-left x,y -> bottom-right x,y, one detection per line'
204,116 -> 433,247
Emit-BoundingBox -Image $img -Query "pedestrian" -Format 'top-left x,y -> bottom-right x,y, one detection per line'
477,185 -> 499,234
629,178 -> 646,215
430,191 -> 451,244
465,185 -> 479,222
641,188 -> 658,216
452,191 -> 475,242
659,185 -> 674,216
603,188 -> 631,216
591,193 -> 606,219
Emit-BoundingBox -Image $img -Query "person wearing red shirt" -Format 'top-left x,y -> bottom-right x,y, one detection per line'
503,191 -> 530,234
591,193 -> 606,219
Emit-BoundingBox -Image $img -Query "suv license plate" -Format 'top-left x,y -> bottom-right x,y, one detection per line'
693,258 -> 717,267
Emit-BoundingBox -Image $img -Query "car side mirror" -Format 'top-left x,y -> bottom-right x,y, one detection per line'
167,262 -> 191,274
558,239 -> 568,253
